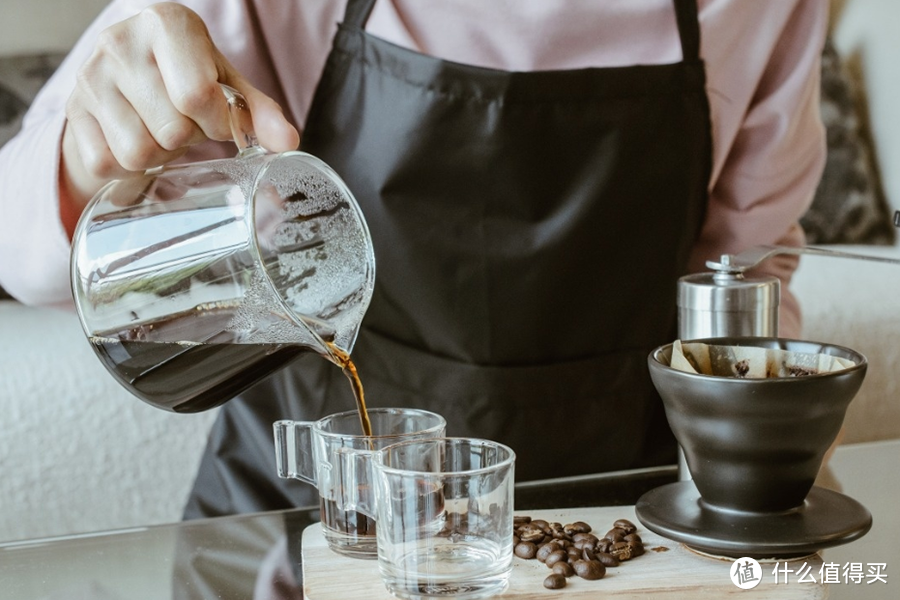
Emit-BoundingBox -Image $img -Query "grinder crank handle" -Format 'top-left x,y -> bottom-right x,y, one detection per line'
706,245 -> 900,275
706,210 -> 900,275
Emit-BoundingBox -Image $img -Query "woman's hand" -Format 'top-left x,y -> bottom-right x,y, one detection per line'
61,2 -> 299,213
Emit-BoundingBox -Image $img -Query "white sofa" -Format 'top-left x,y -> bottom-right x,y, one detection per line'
2,0 -> 899,544
0,301 -> 218,541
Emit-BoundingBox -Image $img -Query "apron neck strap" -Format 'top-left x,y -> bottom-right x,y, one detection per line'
673,0 -> 702,62
343,0 -> 378,29
342,0 -> 702,62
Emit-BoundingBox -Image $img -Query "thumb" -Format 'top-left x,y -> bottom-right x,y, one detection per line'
218,61 -> 300,153
242,85 -> 301,153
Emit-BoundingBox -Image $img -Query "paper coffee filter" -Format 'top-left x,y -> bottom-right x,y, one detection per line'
671,340 -> 856,378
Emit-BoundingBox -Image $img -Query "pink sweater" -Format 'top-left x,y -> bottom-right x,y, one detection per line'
0,0 -> 828,337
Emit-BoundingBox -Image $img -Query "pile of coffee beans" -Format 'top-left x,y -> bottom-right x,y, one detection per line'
513,515 -> 645,590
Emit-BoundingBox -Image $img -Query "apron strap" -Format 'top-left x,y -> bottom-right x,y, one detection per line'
344,0 -> 702,63
342,0 -> 378,29
673,0 -> 702,62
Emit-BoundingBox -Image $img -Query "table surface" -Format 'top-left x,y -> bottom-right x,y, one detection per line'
302,505 -> 826,599
0,440 -> 896,600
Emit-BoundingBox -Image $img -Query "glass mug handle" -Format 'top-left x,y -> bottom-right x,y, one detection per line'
274,420 -> 317,484
338,446 -> 378,519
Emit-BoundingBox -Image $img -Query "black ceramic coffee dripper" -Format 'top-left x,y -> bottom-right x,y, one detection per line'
636,337 -> 873,558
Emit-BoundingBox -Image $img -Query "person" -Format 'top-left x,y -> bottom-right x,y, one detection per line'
0,0 -> 828,521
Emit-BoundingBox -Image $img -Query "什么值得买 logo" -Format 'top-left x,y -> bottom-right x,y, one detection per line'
731,557 -> 763,589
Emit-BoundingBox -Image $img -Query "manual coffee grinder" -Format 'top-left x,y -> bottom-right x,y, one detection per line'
675,254 -> 780,480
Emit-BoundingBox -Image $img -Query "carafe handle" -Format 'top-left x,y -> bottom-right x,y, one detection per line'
220,83 -> 262,157
273,420 -> 316,484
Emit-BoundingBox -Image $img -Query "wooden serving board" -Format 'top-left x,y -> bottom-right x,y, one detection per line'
302,506 -> 827,599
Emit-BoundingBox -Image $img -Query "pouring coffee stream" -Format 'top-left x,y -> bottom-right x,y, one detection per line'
326,342 -> 374,438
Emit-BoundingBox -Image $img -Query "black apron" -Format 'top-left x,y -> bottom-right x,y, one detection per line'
183,0 -> 711,520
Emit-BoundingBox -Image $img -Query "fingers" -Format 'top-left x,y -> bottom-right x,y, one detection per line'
146,4 -> 233,144
119,73 -> 209,151
145,3 -> 298,151
65,4 -> 217,187
63,1 -> 299,204
67,77 -> 189,177
62,107 -> 189,214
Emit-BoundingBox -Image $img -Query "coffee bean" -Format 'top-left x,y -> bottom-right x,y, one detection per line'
572,539 -> 591,551
614,519 -> 637,534
519,528 -> 544,544
544,573 -> 567,589
552,561 -> 575,577
564,521 -> 592,535
610,541 -> 633,561
514,541 -> 537,559
513,514 -> 644,591
536,542 -> 560,562
531,519 -> 550,533
573,559 -> 606,580
572,532 -> 599,545
596,551 -> 620,568
545,549 -> 568,567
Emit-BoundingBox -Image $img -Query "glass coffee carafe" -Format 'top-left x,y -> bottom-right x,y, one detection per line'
70,85 -> 375,413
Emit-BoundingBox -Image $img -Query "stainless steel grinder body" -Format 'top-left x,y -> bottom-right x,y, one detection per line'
678,271 -> 780,340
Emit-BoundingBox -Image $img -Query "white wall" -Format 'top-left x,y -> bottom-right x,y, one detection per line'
1,0 -> 110,55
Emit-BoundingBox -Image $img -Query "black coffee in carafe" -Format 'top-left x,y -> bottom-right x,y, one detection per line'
90,304 -> 305,412
91,304 -> 373,436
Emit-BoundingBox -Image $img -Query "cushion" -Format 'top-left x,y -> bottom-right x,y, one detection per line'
801,37 -> 896,245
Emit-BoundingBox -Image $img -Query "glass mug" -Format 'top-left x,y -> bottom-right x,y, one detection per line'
274,408 -> 447,559
367,438 -> 516,600
70,85 -> 375,413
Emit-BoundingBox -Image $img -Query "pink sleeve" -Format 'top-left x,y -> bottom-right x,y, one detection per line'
0,0 -> 308,307
0,111 -> 72,307
689,0 -> 830,339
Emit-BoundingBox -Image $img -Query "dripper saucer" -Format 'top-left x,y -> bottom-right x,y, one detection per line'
636,481 -> 871,559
